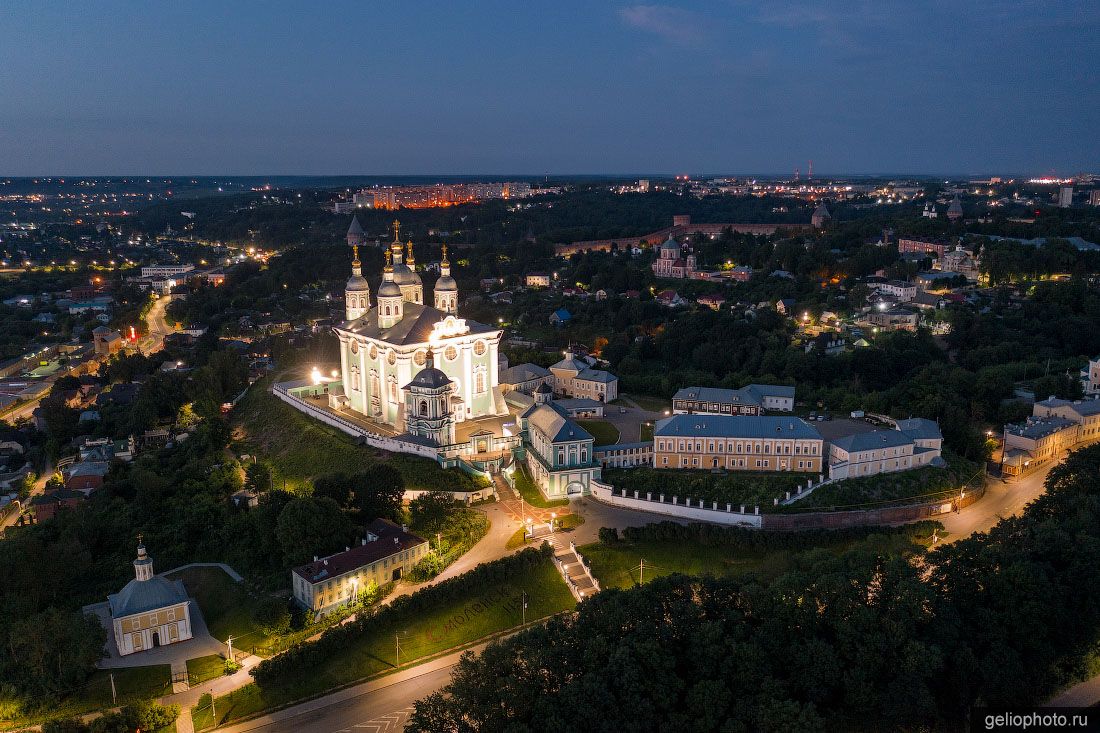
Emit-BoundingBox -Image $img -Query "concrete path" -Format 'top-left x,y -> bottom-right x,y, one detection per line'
164,563 -> 245,582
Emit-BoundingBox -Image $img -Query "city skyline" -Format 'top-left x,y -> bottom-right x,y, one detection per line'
1,1 -> 1097,176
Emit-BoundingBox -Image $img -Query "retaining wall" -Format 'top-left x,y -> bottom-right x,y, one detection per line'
591,481 -> 763,528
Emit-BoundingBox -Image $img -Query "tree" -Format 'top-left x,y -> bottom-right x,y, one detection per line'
408,491 -> 455,535
275,496 -> 354,566
244,462 -> 273,494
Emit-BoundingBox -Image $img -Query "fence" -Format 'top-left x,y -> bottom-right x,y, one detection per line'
590,480 -> 764,528
761,483 -> 986,531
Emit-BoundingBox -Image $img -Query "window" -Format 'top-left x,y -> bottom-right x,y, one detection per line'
581,449 -> 587,463
419,400 -> 428,416
475,370 -> 486,394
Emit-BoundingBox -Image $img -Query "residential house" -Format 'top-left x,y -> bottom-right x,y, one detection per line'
549,308 -> 572,325
697,293 -> 726,311
655,290 -> 685,307
526,273 -> 551,288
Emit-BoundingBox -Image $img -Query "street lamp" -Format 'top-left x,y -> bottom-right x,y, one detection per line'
550,512 -> 556,532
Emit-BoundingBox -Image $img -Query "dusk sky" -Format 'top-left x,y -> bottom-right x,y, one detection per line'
1,1 -> 1097,176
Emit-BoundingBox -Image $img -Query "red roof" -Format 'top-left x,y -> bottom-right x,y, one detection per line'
293,519 -> 427,585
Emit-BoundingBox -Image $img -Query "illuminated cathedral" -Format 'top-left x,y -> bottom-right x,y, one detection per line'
331,222 -> 506,445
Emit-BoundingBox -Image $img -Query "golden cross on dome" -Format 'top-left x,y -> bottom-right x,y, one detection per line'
441,244 -> 448,262
392,220 -> 401,242
384,248 -> 392,268
406,240 -> 415,262
351,244 -> 360,264
136,533 -> 143,546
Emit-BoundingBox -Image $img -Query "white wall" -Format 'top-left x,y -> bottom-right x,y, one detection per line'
591,481 -> 762,527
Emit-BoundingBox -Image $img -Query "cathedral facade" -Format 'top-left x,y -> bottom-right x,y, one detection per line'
332,223 -> 505,443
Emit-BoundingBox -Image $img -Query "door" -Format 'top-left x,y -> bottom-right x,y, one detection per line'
391,566 -> 402,581
152,631 -> 160,647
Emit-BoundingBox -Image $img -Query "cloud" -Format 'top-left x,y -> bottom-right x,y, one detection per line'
618,5 -> 708,45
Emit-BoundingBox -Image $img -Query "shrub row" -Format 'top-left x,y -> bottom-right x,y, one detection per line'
607,519 -> 941,552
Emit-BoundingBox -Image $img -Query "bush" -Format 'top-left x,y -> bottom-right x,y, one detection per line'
619,520 -> 941,552
598,527 -> 619,544
251,597 -> 292,637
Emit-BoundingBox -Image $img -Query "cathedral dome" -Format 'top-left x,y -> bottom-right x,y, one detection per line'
346,273 -> 369,292
435,273 -> 457,292
660,235 -> 681,252
378,279 -> 401,298
392,264 -> 422,287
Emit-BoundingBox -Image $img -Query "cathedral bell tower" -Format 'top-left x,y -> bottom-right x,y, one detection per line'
377,249 -> 403,329
345,244 -> 370,321
434,244 -> 458,314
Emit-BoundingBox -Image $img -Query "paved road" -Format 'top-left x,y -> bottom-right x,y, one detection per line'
936,461 -> 1053,541
141,294 -> 174,354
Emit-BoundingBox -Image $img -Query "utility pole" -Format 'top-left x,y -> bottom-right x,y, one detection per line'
639,559 -> 644,585
110,672 -> 116,704
226,635 -> 234,664
396,632 -> 401,667
522,590 -> 527,627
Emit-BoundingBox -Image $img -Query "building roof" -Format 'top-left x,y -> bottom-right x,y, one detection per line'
109,576 -> 188,618
347,216 -> 364,235
67,461 -> 110,478
895,418 -> 943,441
338,302 -> 495,346
1036,397 -> 1100,417
830,429 -> 914,453
577,367 -> 617,384
1006,416 -> 1076,440
499,363 -> 550,384
293,519 -> 427,585
550,354 -> 589,373
404,363 -> 452,390
551,308 -> 572,321
672,384 -> 793,406
660,235 -> 681,252
655,415 -> 821,440
434,273 -> 457,292
525,403 -> 592,443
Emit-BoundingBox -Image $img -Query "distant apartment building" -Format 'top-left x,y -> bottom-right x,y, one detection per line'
1090,190 -> 1100,207
728,266 -> 753,282
672,384 -> 795,415
898,238 -> 950,259
1058,185 -> 1074,208
140,264 -> 194,278
827,419 -> 943,480
654,415 -> 824,472
525,273 -> 551,288
359,182 -> 533,211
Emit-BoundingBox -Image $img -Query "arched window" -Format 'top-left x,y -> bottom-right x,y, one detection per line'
419,400 -> 428,416
475,370 -> 485,394
384,305 -> 390,315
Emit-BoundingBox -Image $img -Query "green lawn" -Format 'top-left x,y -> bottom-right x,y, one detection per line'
784,453 -> 982,511
575,419 -> 620,446
192,557 -> 574,728
233,376 -> 481,493
603,467 -> 813,511
512,464 -> 568,508
581,532 -> 928,591
639,422 -> 654,442
164,566 -> 278,655
187,654 -> 229,686
624,393 -> 670,412
8,665 -> 173,728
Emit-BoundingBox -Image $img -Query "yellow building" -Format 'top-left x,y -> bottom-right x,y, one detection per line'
291,519 -> 428,615
654,415 -> 824,472
108,541 -> 192,656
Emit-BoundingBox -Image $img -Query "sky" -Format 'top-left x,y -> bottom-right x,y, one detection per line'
1,1 -> 1097,176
